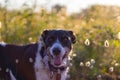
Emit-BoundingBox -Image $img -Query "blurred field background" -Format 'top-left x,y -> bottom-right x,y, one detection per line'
0,0 -> 120,80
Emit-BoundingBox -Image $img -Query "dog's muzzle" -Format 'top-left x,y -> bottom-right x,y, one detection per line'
52,47 -> 62,66
46,47 -> 70,72
50,46 -> 69,67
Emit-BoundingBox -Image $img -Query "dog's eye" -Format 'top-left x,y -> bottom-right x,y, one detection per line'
62,37 -> 68,42
48,37 -> 54,42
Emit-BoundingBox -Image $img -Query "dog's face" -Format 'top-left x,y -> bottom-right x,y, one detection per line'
41,30 -> 76,67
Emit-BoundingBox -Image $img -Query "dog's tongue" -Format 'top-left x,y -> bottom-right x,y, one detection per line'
54,57 -> 61,65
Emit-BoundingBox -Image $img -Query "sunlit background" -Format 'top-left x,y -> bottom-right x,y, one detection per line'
0,0 -> 120,13
0,0 -> 120,80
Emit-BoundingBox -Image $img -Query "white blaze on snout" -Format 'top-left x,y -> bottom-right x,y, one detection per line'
50,39 -> 65,56
50,39 -> 66,65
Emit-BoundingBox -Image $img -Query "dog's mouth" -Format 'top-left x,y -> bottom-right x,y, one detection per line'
51,52 -> 67,66
53,56 -> 61,66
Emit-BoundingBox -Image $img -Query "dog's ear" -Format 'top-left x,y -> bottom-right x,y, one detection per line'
68,31 -> 76,44
41,30 -> 50,42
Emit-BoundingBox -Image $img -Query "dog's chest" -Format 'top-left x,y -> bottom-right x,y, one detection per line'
34,55 -> 51,80
34,43 -> 51,80
34,45 -> 60,80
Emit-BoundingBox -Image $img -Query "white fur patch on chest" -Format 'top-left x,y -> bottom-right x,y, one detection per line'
34,42 -> 50,80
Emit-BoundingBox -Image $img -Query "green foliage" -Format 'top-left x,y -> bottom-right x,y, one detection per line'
0,4 -> 120,80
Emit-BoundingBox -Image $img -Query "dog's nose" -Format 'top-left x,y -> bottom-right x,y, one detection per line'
53,48 -> 61,55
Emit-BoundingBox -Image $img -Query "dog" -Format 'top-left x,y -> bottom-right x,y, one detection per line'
0,30 -> 76,80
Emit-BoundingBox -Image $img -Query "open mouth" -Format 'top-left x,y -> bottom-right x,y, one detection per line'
53,56 -> 61,66
52,52 -> 67,66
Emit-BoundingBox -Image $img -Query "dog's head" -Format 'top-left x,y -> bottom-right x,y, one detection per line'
41,30 -> 76,67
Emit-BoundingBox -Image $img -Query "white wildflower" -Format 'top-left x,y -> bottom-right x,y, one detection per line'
104,40 -> 109,47
68,57 -> 72,60
97,74 -> 102,79
79,62 -> 84,67
118,32 -> 120,40
90,65 -> 94,69
85,61 -> 91,67
109,66 -> 114,72
84,39 -> 90,46
72,53 -> 76,57
90,59 -> 95,64
115,63 -> 119,67
28,37 -> 32,42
